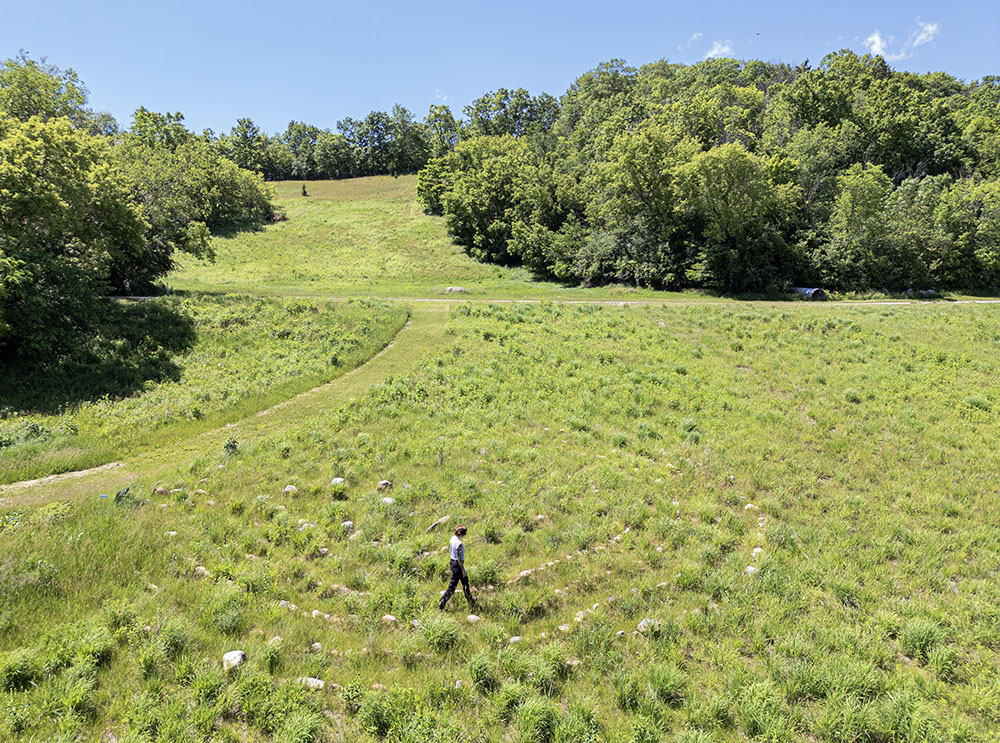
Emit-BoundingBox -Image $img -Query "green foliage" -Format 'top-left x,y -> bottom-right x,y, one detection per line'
419,52 -> 1000,293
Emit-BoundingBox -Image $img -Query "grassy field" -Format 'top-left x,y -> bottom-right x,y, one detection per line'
2,301 -> 999,742
169,177 -> 692,301
0,295 -> 408,484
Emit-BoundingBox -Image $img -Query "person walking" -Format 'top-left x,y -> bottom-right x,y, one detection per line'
439,525 -> 476,610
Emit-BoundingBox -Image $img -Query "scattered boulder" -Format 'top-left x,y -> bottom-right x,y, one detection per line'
283,485 -> 297,494
194,566 -> 211,578
508,636 -> 522,644
165,531 -> 177,537
426,515 -> 451,532
194,489 -> 208,495
558,624 -> 571,632
744,503 -> 758,511
298,677 -> 325,690
637,618 -> 660,635
467,614 -> 481,624
446,286 -> 466,293
331,477 -> 346,486
381,497 -> 396,505
341,520 -> 354,531
616,630 -> 625,637
752,547 -> 763,559
377,480 -> 392,492
222,650 -> 246,671
371,683 -> 385,691
381,614 -> 397,625
310,642 -> 323,652
454,679 -> 462,689
746,565 -> 760,576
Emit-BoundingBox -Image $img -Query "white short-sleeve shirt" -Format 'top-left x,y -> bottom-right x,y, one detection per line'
449,535 -> 464,561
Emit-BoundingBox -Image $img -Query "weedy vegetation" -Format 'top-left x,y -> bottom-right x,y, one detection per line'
2,297 -> 1000,741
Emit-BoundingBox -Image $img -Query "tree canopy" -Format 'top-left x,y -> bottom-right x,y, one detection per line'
419,51 -> 1000,293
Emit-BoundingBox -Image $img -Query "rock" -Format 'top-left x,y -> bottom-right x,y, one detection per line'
165,531 -> 177,537
246,554 -> 259,562
310,642 -> 323,652
319,547 -> 329,556
269,636 -> 283,644
426,515 -> 451,532
348,530 -> 362,541
746,565 -> 760,576
616,630 -> 625,637
381,614 -> 397,624
194,566 -> 211,578
752,547 -> 763,559
446,286 -> 466,293
508,636 -> 521,644
637,618 -> 660,635
194,489 -> 208,495
567,658 -> 581,668
467,614 -> 481,624
341,520 -> 354,531
744,503 -> 758,511
371,683 -> 385,691
535,514 -> 547,522
558,624 -> 571,632
331,477 -> 346,486
312,610 -> 324,619
147,583 -> 159,592
298,677 -> 325,690
411,619 -> 421,628
170,488 -> 184,494
657,581 -> 669,588
377,480 -> 392,492
381,497 -> 395,505
222,650 -> 246,671
206,500 -> 216,506
283,485 -> 297,494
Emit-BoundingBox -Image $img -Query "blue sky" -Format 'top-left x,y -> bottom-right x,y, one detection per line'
2,0 -> 997,135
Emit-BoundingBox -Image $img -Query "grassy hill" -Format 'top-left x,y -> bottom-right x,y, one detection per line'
1,178 -> 998,743
170,177 -> 687,301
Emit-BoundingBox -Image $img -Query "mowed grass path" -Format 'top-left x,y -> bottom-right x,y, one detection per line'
170,177 -> 687,301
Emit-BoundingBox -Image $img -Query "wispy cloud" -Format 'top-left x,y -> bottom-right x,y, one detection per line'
862,18 -> 940,61
687,32 -> 703,45
704,40 -> 734,59
912,20 -> 939,47
433,90 -> 451,104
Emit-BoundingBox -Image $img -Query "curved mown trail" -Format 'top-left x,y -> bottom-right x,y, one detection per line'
0,304 -> 448,509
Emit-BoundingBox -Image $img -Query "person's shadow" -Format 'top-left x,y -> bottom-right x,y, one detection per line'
0,300 -> 197,414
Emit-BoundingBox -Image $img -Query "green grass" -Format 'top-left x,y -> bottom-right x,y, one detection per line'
169,177 -> 697,301
2,301 -> 999,741
0,294 -> 407,484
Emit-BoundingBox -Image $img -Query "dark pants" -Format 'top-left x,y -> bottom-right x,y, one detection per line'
440,559 -> 474,608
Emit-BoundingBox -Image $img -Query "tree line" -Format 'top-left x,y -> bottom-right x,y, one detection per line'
417,53 -> 1000,293
0,53 -> 274,359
